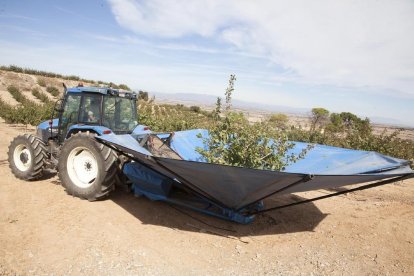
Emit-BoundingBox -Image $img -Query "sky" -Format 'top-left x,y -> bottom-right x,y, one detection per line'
0,0 -> 413,126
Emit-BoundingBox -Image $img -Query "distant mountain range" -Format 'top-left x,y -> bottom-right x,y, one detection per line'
149,92 -> 413,128
151,92 -> 309,115
369,116 -> 412,128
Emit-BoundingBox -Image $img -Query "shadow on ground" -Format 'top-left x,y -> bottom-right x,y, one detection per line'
110,189 -> 328,238
2,157 -> 327,238
39,169 -> 58,181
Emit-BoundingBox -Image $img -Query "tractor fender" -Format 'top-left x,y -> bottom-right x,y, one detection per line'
36,118 -> 59,143
66,124 -> 114,139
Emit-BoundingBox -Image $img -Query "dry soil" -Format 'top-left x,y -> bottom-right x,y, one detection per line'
0,119 -> 413,275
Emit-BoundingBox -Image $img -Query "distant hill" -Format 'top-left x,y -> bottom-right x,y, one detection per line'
150,91 -> 413,127
370,116 -> 412,128
151,92 -> 309,115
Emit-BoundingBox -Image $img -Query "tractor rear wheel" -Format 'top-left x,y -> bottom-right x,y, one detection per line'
58,132 -> 118,201
8,134 -> 48,180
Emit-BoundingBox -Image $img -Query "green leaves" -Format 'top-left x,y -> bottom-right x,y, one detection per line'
310,107 -> 330,131
32,88 -> 51,104
37,78 -> 46,87
268,113 -> 289,129
137,101 -> 213,132
197,111 -> 310,171
0,87 -> 54,126
46,86 -> 60,97
290,109 -> 414,168
196,75 -> 310,171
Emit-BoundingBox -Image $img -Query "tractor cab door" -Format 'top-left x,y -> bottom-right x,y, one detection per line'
58,93 -> 104,143
78,94 -> 103,125
59,93 -> 81,143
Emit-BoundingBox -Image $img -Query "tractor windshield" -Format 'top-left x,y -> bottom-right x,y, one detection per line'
103,96 -> 138,134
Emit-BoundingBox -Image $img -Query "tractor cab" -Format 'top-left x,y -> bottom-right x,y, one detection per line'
39,87 -> 139,143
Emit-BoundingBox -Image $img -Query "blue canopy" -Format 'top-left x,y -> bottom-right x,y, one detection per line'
168,129 -> 412,175
97,129 -> 413,211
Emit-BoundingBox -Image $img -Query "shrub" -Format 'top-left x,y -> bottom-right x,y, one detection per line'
175,104 -> 186,110
190,106 -> 201,113
269,113 -> 289,129
32,88 -> 51,104
37,78 -> 47,87
0,96 -> 53,126
46,86 -> 60,97
138,102 -> 212,132
118,84 -> 131,91
288,111 -> 414,168
67,75 -> 80,81
6,65 -> 24,73
138,91 -> 149,101
7,85 -> 29,105
196,75 -> 310,171
109,82 -> 119,89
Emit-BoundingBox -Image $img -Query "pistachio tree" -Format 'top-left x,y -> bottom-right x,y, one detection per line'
197,75 -> 311,171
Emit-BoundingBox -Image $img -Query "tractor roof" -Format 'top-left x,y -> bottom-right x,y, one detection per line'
67,86 -> 137,99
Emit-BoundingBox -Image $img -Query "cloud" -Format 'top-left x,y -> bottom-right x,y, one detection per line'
107,0 -> 233,37
108,0 -> 414,97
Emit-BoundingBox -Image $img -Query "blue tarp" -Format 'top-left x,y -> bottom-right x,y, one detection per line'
97,129 -> 413,210
169,129 -> 413,175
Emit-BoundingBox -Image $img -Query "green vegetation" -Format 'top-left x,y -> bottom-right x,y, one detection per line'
138,101 -> 212,132
310,107 -> 330,131
32,88 -> 51,104
0,86 -> 53,126
269,113 -> 289,129
46,86 -> 60,97
118,84 -> 131,91
190,106 -> 201,113
37,78 -> 47,87
1,64 -> 98,83
1,64 -> 129,88
8,85 -> 30,105
288,110 -> 414,166
138,91 -> 149,101
196,75 -> 310,171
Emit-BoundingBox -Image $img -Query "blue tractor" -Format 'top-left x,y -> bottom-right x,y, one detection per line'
7,85 -> 144,200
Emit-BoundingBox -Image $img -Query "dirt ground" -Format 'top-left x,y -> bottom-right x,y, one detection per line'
0,119 -> 413,276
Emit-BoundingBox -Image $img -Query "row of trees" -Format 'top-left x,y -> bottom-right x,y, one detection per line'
0,86 -> 53,126
286,108 -> 413,163
1,65 -> 130,90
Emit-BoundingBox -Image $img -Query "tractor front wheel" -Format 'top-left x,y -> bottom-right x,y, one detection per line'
8,134 -> 48,180
58,132 -> 118,201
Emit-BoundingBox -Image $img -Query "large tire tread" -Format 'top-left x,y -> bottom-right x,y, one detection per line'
58,131 -> 118,201
8,134 -> 47,180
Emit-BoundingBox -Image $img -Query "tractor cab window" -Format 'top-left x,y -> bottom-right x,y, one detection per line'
60,94 -> 81,141
80,94 -> 102,124
103,96 -> 137,133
